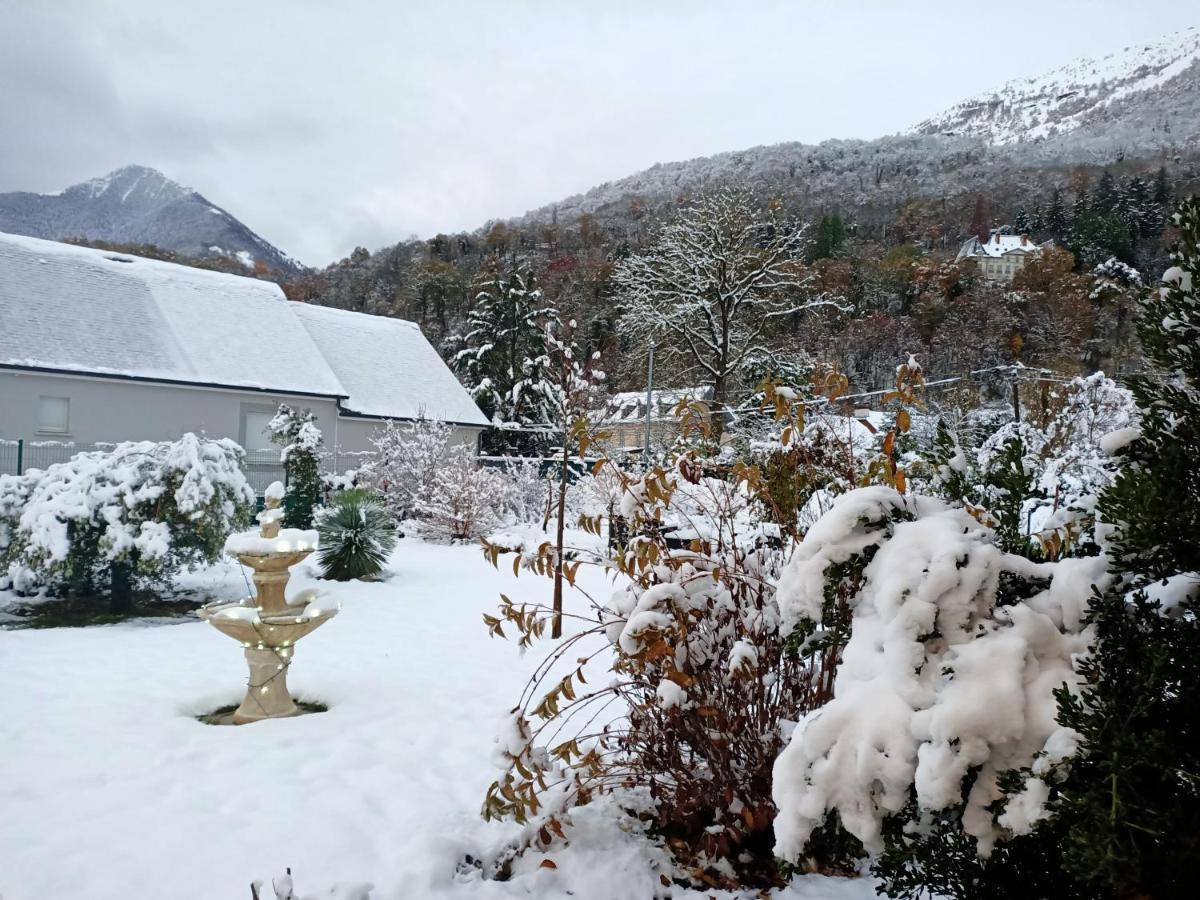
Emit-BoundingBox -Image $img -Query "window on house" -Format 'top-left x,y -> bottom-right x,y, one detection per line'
242,409 -> 276,452
37,396 -> 70,434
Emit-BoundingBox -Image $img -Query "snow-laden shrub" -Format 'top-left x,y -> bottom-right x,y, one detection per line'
315,489 -> 397,581
480,404 -> 855,889
0,434 -> 254,601
268,404 -> 323,528
499,457 -> 549,527
918,372 -> 1135,558
770,486 -> 1107,868
414,446 -> 509,541
359,417 -> 455,521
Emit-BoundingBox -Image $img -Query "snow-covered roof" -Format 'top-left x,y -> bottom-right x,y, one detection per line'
0,231 -> 343,396
290,303 -> 489,426
0,232 -> 487,426
602,386 -> 714,423
956,232 -> 1048,260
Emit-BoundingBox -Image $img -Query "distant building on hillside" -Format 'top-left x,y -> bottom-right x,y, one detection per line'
956,230 -> 1053,281
597,386 -> 714,454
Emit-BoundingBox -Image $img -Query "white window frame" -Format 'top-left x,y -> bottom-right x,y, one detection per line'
37,395 -> 71,435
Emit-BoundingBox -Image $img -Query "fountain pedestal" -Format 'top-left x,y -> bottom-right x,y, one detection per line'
199,483 -> 337,724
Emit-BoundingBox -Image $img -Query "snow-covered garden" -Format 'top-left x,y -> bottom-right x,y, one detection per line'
1,197 -> 1198,900
5,538 -> 867,900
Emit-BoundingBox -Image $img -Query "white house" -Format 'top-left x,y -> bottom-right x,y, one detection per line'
0,232 -> 488,482
955,231 -> 1053,282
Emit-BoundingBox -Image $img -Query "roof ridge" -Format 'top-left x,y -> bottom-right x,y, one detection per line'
287,300 -> 420,329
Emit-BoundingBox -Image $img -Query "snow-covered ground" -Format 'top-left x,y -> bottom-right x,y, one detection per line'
0,538 -> 873,900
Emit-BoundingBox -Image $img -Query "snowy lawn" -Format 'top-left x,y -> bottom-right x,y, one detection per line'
0,538 -> 873,900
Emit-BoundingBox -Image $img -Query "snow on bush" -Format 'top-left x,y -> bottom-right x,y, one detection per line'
770,485 -> 1109,861
359,417 -> 455,521
498,457 -> 550,527
413,446 -> 509,541
920,372 -> 1136,556
480,404 -> 856,888
0,434 -> 254,597
268,404 -> 324,528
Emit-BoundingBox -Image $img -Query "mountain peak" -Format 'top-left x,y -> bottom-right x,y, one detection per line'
0,165 -> 304,273
72,164 -> 191,204
912,26 -> 1200,145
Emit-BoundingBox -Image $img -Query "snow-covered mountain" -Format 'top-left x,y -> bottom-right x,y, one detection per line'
511,28 -> 1200,233
913,27 -> 1200,145
0,165 -> 304,273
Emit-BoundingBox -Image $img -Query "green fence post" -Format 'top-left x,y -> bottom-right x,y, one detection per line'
16,439 -> 23,476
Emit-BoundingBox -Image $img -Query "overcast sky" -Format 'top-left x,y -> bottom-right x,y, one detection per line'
0,1 -> 1190,265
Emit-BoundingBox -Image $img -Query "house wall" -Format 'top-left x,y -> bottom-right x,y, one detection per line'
0,368 -> 484,468
973,251 -> 1032,282
333,415 -> 483,455
0,369 -> 346,449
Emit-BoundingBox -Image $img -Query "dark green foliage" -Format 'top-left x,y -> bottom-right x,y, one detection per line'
1101,197 -> 1200,581
1067,208 -> 1134,268
1047,198 -> 1200,899
872,798 -> 1096,900
810,214 -> 846,261
1153,167 -> 1172,205
1092,171 -> 1119,215
315,489 -> 397,581
268,404 -> 324,528
1053,589 -> 1200,898
1043,188 -> 1068,236
453,267 -> 558,455
926,418 -> 972,504
1014,207 -> 1040,235
980,434 -> 1041,557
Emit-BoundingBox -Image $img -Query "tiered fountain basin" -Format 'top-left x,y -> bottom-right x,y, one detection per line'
198,485 -> 338,724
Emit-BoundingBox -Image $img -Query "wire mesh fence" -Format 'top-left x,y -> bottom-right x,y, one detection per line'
0,439 -> 381,495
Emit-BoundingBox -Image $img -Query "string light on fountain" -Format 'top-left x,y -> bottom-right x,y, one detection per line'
196,481 -> 338,724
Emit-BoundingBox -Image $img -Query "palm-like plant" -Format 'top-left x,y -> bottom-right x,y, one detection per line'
315,489 -> 397,581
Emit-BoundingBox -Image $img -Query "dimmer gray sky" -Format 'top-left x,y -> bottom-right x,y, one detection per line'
0,0 -> 1189,265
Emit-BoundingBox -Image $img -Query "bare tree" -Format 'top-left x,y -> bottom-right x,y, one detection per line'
614,189 -> 840,433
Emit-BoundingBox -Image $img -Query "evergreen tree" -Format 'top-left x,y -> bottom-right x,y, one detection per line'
924,417 -> 973,505
1050,197 -> 1200,898
811,214 -> 847,260
1044,188 -> 1069,237
267,404 -> 324,528
1091,171 -> 1119,215
1014,207 -> 1040,235
1068,208 -> 1135,268
454,266 -> 560,455
1101,197 -> 1200,579
1116,176 -> 1160,244
1152,166 -> 1172,205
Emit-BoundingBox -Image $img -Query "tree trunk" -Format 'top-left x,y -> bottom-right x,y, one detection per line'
552,438 -> 569,639
711,373 -> 727,442
109,557 -> 135,614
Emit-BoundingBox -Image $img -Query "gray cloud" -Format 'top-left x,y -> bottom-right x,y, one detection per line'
0,0 -> 1189,265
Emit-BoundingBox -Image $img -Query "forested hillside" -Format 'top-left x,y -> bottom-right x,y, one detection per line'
282,30 -> 1200,401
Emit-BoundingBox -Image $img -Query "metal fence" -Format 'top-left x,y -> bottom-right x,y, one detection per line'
0,439 -> 380,495
0,439 -> 121,477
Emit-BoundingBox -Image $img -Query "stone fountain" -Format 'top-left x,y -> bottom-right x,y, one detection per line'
198,482 -> 337,724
